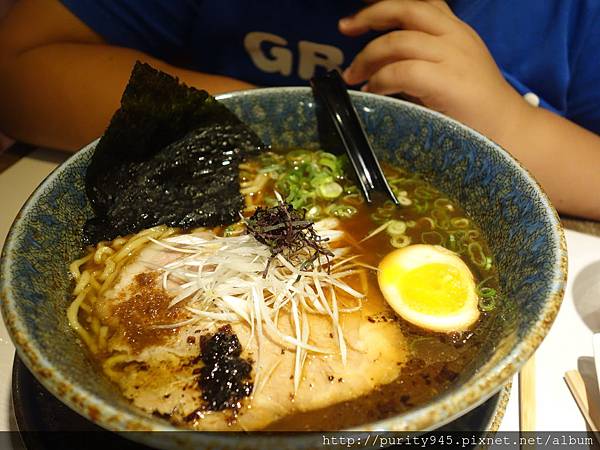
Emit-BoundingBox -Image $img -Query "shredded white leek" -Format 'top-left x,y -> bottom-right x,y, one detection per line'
149,219 -> 365,394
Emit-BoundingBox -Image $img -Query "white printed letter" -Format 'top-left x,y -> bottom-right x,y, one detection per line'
297,40 -> 344,80
244,32 -> 293,76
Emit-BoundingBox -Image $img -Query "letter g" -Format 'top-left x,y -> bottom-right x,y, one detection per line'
244,32 -> 293,76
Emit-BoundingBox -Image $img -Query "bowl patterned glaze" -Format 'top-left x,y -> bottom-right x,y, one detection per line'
0,88 -> 566,449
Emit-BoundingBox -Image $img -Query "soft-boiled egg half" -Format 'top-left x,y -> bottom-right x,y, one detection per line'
377,244 -> 480,333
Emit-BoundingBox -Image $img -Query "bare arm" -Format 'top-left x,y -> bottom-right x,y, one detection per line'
0,0 -> 255,151
492,99 -> 600,221
341,0 -> 600,220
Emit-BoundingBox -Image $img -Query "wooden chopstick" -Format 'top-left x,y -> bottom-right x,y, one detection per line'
565,370 -> 600,433
519,355 -> 536,432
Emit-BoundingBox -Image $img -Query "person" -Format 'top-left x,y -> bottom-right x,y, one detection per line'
0,0 -> 14,152
0,0 -> 599,220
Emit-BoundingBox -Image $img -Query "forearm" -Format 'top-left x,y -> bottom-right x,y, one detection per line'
0,44 -> 255,151
492,100 -> 600,220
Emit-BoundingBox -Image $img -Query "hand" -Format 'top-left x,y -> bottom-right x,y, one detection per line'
339,0 -> 527,142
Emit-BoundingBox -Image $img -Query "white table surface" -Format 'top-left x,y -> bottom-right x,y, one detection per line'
1,149 -> 600,442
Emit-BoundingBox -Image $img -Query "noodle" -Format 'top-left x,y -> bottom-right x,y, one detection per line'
66,286 -> 97,353
67,225 -> 176,354
103,353 -> 133,379
98,325 -> 109,351
69,253 -> 92,280
93,245 -> 114,264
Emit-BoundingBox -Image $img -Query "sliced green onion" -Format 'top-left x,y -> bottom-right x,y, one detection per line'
477,276 -> 498,311
413,198 -> 429,214
389,177 -> 410,186
391,234 -> 411,248
306,206 -> 321,220
310,173 -> 332,187
386,220 -> 407,236
414,186 -> 437,199
450,217 -> 470,229
446,233 -> 457,252
484,256 -> 493,271
344,185 -> 359,195
479,296 -> 496,312
449,231 -> 468,254
421,231 -> 443,245
318,182 -> 343,199
432,209 -> 450,230
258,164 -> 283,174
467,242 -> 488,267
382,200 -> 397,211
342,193 -> 364,206
317,152 -> 339,172
287,149 -> 312,162
477,276 -> 495,290
434,198 -> 452,209
376,207 -> 394,219
479,287 -> 497,298
398,196 -> 412,206
393,190 -> 412,206
417,217 -> 435,231
466,230 -> 481,240
329,204 -> 358,218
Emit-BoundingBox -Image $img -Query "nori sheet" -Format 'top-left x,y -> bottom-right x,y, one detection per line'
83,62 -> 264,244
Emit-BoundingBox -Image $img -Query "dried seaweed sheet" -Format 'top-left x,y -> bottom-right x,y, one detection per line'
84,62 -> 264,244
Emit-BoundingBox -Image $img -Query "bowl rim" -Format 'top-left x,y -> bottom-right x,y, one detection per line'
0,87 -> 567,441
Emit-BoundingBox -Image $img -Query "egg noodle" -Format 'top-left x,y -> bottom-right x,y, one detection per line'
67,225 -> 177,355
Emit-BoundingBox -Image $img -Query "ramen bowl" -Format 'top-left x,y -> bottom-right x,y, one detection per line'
0,88 -> 566,449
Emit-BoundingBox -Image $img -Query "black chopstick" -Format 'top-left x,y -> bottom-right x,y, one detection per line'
310,70 -> 400,205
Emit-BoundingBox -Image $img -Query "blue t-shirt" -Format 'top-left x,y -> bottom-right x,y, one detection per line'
60,0 -> 600,135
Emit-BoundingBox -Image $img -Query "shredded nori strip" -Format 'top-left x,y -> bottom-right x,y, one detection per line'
83,62 -> 264,244
245,201 -> 334,277
197,325 -> 253,412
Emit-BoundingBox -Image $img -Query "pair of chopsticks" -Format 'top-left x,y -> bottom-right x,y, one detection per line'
564,333 -> 600,438
523,338 -> 600,443
310,70 -> 400,206
520,345 -> 600,445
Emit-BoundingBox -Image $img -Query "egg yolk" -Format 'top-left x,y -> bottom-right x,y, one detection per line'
390,263 -> 470,315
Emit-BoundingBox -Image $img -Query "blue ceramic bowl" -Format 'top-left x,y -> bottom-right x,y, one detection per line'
1,88 -> 566,448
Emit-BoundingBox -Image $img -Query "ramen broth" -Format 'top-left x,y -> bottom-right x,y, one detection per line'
69,148 -> 500,431
246,150 -> 499,430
